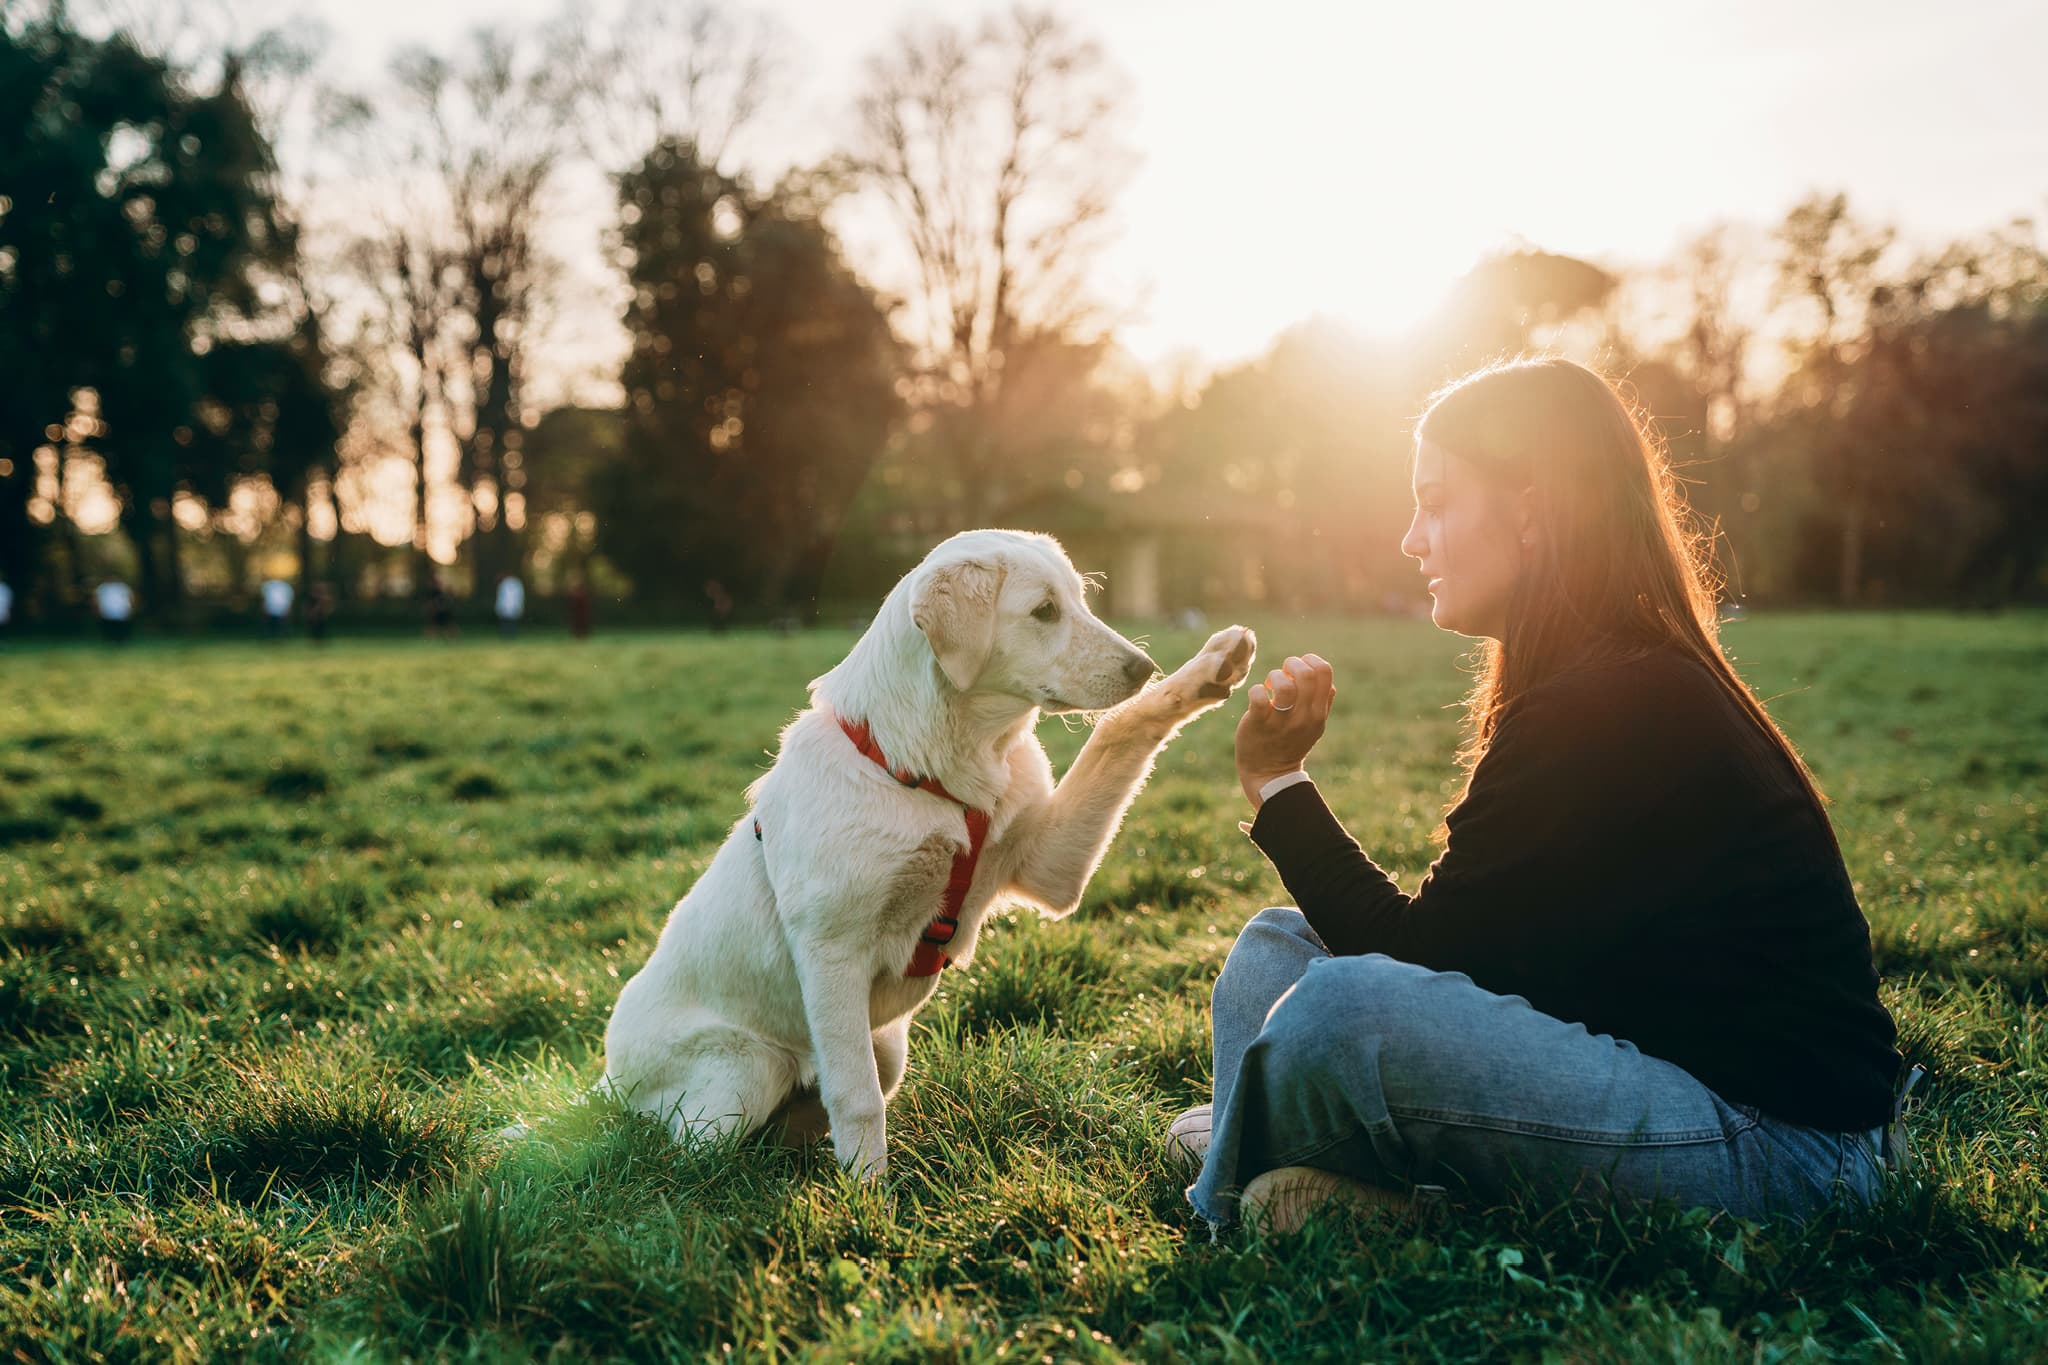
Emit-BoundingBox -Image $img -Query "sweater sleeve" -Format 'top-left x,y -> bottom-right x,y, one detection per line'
1248,669 -> 1679,994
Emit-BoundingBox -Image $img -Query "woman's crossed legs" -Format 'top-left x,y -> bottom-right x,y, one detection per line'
1187,908 -> 1883,1230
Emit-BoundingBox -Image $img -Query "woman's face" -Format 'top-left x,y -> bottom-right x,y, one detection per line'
1400,440 -> 1529,640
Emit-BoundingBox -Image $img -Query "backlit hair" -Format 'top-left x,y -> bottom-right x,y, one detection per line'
1415,356 -> 1827,830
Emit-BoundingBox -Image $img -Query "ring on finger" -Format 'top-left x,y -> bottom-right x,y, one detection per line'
1270,702 -> 1295,712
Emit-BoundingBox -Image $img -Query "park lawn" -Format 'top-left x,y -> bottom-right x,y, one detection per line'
1,611 -> 2045,1362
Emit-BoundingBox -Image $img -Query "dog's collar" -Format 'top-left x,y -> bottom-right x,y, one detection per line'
831,712 -> 988,977
837,714 -> 979,811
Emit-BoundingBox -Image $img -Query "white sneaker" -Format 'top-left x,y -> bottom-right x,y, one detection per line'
1167,1103 -> 1213,1170
1240,1165 -> 1407,1234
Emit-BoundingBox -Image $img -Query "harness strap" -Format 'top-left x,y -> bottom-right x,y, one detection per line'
753,714 -> 991,979
905,805 -> 990,977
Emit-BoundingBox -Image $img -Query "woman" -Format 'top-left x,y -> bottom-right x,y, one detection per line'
1177,357 -> 1904,1233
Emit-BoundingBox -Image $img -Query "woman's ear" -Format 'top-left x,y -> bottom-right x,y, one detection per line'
911,557 -> 1006,690
1516,486 -> 1538,550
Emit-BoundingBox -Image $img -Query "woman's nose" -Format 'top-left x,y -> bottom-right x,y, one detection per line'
1400,513 -> 1429,560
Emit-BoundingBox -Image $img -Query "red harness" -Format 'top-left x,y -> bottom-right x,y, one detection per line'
753,714 -> 990,978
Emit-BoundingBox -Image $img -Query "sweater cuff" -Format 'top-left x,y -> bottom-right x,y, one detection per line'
1247,777 -> 1346,854
1258,770 -> 1312,803
1239,773 -> 1316,835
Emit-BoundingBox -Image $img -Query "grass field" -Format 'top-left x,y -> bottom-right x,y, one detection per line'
2,611 -> 2046,1362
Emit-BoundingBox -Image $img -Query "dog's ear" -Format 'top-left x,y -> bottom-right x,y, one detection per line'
911,557 -> 1005,691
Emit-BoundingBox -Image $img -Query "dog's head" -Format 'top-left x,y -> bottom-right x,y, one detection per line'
908,530 -> 1157,712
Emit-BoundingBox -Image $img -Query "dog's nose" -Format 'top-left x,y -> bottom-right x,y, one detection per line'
1124,652 -> 1159,687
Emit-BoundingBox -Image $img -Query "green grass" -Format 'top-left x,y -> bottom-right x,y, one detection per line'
1,612 -> 2045,1362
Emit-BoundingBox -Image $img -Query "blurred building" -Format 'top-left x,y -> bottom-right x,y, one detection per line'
993,485 -> 1278,619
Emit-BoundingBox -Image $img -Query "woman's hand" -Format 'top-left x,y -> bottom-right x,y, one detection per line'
1235,653 -> 1335,808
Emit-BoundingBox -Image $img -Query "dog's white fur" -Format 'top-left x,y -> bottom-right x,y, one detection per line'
599,528 -> 1255,1178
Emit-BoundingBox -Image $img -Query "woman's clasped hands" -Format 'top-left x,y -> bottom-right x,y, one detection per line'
1235,653 -> 1335,809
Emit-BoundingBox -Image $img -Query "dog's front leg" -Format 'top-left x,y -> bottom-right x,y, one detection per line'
789,939 -> 889,1180
1008,625 -> 1256,914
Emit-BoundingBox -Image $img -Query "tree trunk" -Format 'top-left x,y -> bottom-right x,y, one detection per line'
1838,492 -> 1864,605
54,499 -> 88,605
408,381 -> 432,592
161,501 -> 186,610
0,455 -> 38,613
464,260 -> 514,601
117,492 -> 162,614
295,471 -> 317,597
221,519 -> 250,597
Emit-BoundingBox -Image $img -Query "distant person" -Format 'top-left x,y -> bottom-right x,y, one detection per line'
0,577 -> 12,646
567,574 -> 593,640
260,576 -> 294,639
305,581 -> 335,644
704,578 -> 734,634
424,578 -> 457,641
494,572 -> 525,640
1178,357 -> 1907,1235
95,578 -> 134,645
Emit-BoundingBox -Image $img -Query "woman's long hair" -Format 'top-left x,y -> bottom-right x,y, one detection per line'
1416,356 -> 1827,823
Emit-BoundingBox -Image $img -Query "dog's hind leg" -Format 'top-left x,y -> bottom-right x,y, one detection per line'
763,1087 -> 831,1146
874,1018 -> 911,1099
612,1028 -> 800,1149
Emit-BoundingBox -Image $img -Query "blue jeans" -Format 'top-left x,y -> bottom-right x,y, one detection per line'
1188,908 -> 1886,1229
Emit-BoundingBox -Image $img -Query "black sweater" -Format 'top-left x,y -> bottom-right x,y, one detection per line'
1248,645 -> 1901,1132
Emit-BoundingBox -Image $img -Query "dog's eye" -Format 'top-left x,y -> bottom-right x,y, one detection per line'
1032,600 -> 1060,624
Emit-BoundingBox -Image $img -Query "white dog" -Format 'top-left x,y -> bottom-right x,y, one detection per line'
599,528 -> 1255,1179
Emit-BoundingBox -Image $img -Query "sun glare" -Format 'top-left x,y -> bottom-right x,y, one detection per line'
1096,1 -> 1735,367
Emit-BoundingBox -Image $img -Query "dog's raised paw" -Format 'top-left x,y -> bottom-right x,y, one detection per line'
1223,626 -> 1257,680
1203,625 -> 1257,690
1180,625 -> 1256,704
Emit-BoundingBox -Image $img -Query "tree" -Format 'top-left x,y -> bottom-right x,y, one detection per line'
56,0 -> 351,602
339,219 -> 454,589
0,14 -> 303,613
376,27 -> 578,594
0,16 -> 95,608
518,403 -> 621,586
1142,320 -> 1418,612
190,330 -> 344,592
1422,247 -> 1620,370
592,142 -> 900,612
565,0 -> 778,175
848,6 -> 1130,522
1771,192 -> 1897,603
1820,230 -> 2048,603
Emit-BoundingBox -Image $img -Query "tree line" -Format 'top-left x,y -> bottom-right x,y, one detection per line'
3,2 -> 2044,627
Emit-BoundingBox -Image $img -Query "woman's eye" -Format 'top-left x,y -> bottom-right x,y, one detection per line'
1032,601 -> 1060,623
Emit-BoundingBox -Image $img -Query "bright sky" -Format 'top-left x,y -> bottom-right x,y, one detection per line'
46,0 -> 2047,556
318,0 -> 2048,374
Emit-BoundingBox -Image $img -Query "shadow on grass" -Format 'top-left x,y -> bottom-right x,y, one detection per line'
195,1063 -> 471,1202
353,1102 -> 812,1356
928,917 -> 1122,1040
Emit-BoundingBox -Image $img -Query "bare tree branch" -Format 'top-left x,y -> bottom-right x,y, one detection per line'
849,6 -> 1132,407
561,0 -> 782,175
